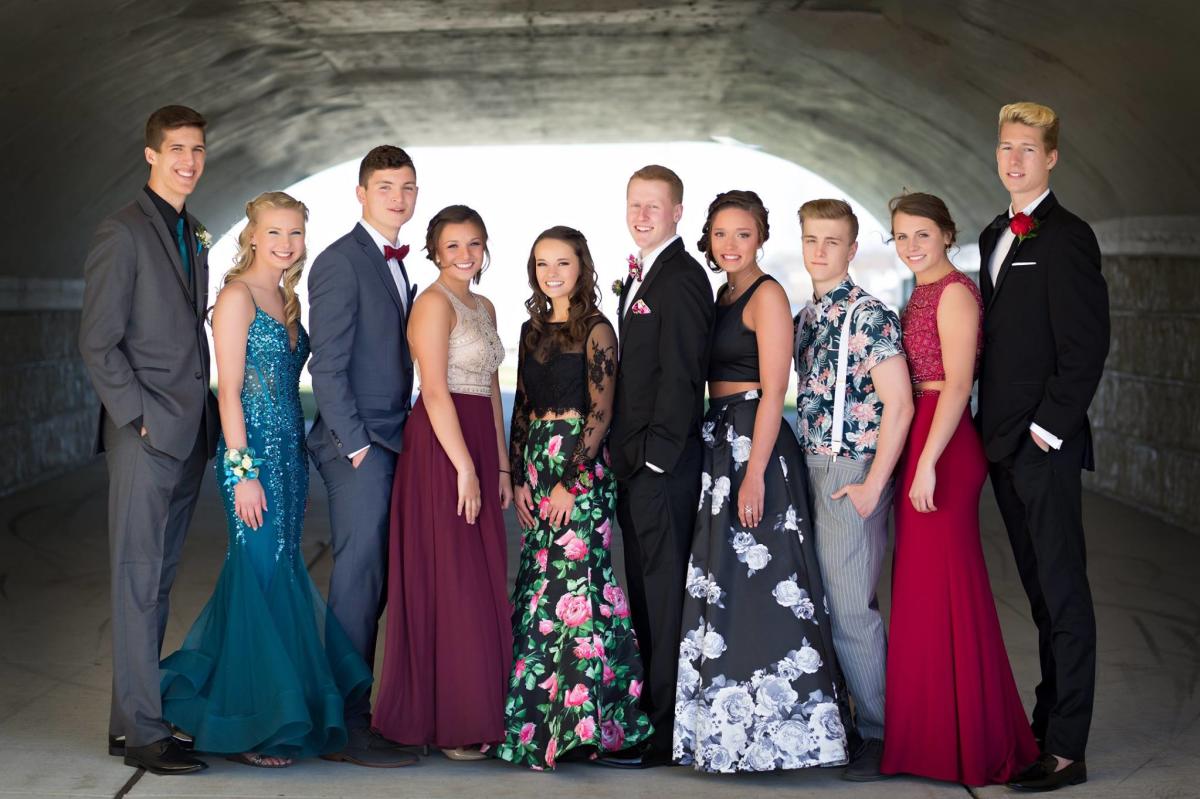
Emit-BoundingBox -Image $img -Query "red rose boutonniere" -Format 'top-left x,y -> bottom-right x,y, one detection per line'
627,253 -> 643,282
1010,212 -> 1038,243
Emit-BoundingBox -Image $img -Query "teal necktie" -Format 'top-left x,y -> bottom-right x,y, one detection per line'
174,217 -> 191,284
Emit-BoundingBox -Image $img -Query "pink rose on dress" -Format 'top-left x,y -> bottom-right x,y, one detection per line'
545,736 -> 558,768
591,635 -> 606,660
555,593 -> 592,628
547,435 -> 563,458
519,722 -> 536,745
599,604 -> 612,618
538,496 -> 552,519
536,548 -> 549,572
515,658 -> 526,679
539,618 -> 555,635
598,518 -> 612,549
555,530 -> 588,561
526,461 -> 538,488
538,672 -> 559,701
594,462 -> 605,480
602,664 -> 615,686
529,579 -> 548,614
603,584 -> 630,618
564,683 -> 589,707
629,678 -> 642,698
600,719 -> 625,751
573,637 -> 596,659
575,716 -> 596,741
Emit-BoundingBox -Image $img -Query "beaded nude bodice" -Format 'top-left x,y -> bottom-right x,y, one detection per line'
434,282 -> 505,396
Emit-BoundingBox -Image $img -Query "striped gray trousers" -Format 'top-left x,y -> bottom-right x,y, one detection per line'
806,454 -> 892,741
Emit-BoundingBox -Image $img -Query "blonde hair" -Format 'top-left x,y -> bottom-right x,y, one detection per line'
224,191 -> 309,330
998,102 -> 1059,151
628,164 -> 684,205
797,198 -> 859,242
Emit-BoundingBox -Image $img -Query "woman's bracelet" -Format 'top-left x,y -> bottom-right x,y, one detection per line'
223,447 -> 264,486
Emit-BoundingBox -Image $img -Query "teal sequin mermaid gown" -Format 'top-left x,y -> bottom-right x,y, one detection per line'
160,308 -> 371,757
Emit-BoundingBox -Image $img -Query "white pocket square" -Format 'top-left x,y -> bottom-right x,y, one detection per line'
1011,261 -> 1037,266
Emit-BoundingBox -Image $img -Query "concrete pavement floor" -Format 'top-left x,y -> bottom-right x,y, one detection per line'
0,458 -> 1197,799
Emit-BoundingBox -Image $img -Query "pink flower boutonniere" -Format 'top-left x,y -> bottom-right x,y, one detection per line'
627,253 -> 643,282
1010,212 -> 1039,243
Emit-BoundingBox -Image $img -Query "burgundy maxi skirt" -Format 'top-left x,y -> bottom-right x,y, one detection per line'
881,391 -> 1039,785
372,393 -> 512,747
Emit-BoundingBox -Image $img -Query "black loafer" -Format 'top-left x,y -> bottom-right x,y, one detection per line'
109,731 -> 194,757
1009,759 -> 1087,792
123,738 -> 208,775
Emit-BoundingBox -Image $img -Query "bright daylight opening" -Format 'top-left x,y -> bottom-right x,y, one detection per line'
209,141 -> 978,391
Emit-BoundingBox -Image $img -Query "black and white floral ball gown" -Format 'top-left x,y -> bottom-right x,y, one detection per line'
673,275 -> 850,773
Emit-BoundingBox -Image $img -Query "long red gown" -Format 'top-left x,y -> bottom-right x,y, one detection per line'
881,270 -> 1039,785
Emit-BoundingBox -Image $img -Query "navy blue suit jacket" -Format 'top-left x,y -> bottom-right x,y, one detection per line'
306,223 -> 416,464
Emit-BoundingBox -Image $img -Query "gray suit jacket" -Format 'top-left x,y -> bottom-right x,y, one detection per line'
79,191 -> 219,460
306,223 -> 416,464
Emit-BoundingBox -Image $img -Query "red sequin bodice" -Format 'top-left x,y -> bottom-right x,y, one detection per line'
900,270 -> 984,383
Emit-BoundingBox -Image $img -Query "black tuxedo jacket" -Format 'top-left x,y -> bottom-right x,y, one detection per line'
611,238 -> 715,480
977,191 -> 1109,466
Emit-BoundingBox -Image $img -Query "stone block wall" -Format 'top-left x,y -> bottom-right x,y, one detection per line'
1086,219 -> 1200,532
0,280 -> 98,496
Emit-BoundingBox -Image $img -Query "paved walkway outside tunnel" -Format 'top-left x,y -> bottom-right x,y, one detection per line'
1,457 -> 1197,799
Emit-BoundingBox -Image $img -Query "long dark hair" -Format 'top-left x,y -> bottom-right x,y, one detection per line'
424,204 -> 490,284
523,226 -> 602,349
697,190 -> 770,272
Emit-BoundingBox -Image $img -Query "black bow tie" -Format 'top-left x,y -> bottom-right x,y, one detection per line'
989,212 -> 1010,230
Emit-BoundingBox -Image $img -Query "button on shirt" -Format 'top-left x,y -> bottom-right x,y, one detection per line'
358,220 -> 410,313
986,188 -> 1062,450
794,278 -> 903,460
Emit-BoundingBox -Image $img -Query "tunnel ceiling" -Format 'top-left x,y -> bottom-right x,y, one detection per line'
3,0 -> 1198,279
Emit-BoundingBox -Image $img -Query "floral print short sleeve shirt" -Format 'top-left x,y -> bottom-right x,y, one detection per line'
794,278 -> 903,460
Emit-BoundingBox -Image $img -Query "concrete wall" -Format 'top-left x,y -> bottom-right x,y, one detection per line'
0,279 -> 98,495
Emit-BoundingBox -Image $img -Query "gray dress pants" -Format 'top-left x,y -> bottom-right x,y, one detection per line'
105,414 -> 207,746
806,454 -> 893,742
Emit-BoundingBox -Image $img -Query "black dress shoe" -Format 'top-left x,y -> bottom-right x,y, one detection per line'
1009,758 -> 1087,792
109,732 -> 194,757
123,738 -> 208,775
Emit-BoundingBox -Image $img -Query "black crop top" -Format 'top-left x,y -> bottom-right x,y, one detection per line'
509,315 -> 617,489
708,274 -> 775,382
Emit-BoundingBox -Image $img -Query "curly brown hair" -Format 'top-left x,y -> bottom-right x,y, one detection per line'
523,226 -> 602,349
697,190 -> 770,273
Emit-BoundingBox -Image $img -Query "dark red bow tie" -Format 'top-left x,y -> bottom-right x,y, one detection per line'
384,244 -> 409,262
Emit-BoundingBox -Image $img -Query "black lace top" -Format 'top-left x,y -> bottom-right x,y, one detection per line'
509,314 -> 617,488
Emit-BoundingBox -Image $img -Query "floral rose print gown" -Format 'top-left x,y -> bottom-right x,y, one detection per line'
674,276 -> 850,773
497,316 -> 653,770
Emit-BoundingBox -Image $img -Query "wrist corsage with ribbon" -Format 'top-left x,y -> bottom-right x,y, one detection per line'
223,446 -> 263,486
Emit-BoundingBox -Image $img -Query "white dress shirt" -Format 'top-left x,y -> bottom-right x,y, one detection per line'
987,189 -> 1062,450
358,220 -> 410,313
627,234 -> 681,473
348,220 -> 411,461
